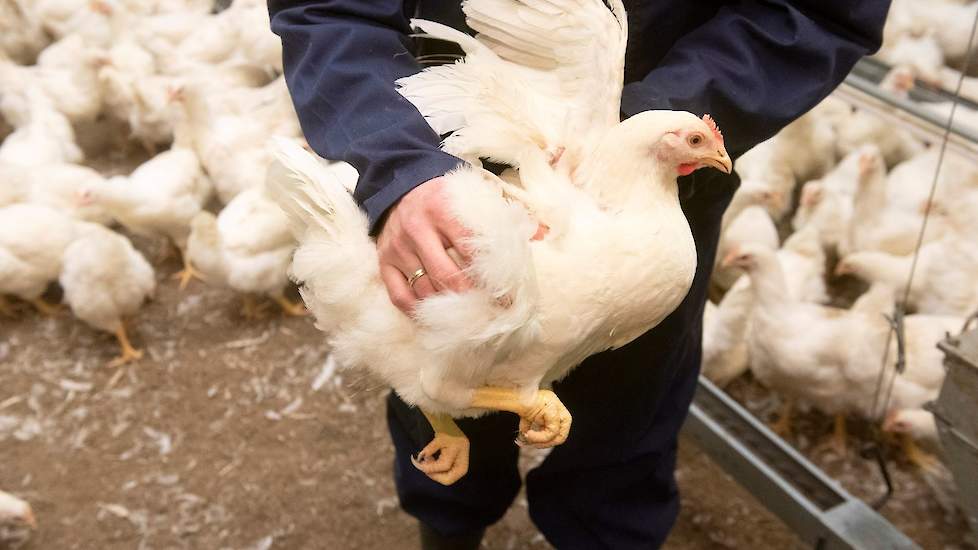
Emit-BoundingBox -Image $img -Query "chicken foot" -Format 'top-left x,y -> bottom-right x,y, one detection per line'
899,433 -> 940,472
831,414 -> 848,456
170,244 -> 204,290
769,399 -> 794,437
28,297 -> 62,316
412,411 -> 470,486
272,294 -> 308,317
108,322 -> 143,367
240,295 -> 270,320
470,388 -> 572,449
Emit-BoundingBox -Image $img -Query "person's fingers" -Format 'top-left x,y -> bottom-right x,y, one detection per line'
437,217 -> 476,265
415,231 -> 473,293
380,263 -> 417,315
403,257 -> 438,299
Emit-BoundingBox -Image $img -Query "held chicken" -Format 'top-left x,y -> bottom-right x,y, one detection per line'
59,223 -> 155,366
187,184 -> 304,318
270,0 -> 731,485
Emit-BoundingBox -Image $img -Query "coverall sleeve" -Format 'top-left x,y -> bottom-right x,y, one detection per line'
268,0 -> 463,233
620,1 -> 890,157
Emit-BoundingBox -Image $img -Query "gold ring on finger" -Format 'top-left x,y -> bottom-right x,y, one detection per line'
407,268 -> 427,288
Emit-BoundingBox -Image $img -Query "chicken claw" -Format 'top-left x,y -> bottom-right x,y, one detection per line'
108,322 -> 143,367
272,294 -> 309,317
171,261 -> 204,290
413,412 -> 470,485
469,387 -> 572,449
899,433 -> 940,472
28,297 -> 63,316
516,390 -> 571,448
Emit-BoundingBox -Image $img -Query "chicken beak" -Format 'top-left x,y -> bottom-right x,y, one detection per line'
719,249 -> 740,269
24,508 -> 36,530
701,149 -> 732,174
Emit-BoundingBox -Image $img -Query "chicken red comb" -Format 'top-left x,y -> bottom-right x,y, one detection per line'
702,114 -> 723,145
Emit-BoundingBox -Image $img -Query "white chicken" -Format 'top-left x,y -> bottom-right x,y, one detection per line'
59,223 -> 155,366
171,80 -> 282,203
78,143 -> 212,289
187,184 -> 304,317
836,237 -> 978,316
0,203 -> 78,315
724,245 -> 959,459
713,205 -> 778,291
702,279 -> 753,387
0,94 -> 83,166
0,489 -> 35,539
269,0 -> 732,485
0,0 -> 49,64
0,163 -> 112,224
792,144 -> 885,253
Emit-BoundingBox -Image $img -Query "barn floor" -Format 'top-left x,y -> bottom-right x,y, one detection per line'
1,245 -> 974,549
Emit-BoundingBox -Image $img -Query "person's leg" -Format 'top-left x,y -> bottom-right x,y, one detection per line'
526,170 -> 737,549
386,392 -> 522,540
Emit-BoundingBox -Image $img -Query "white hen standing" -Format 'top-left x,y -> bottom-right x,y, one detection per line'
78,143 -> 212,289
0,203 -> 77,315
270,0 -> 732,485
59,223 -> 155,366
187,184 -> 304,317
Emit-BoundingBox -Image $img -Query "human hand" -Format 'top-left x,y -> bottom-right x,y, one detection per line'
377,177 -> 475,315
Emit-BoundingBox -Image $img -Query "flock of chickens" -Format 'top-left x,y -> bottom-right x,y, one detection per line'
704,0 -> 978,468
1,0 -> 977,536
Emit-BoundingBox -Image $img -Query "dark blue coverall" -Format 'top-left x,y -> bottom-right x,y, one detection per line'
269,2 -> 890,547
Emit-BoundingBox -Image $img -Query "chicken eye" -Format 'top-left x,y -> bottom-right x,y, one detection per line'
688,133 -> 704,147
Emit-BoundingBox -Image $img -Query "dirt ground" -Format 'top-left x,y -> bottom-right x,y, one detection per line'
1,241 -> 975,550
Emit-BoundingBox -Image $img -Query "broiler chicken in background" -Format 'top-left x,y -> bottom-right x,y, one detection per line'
792,145 -> 885,254
836,237 -> 978,316
722,244 -> 960,463
59,223 -> 155,366
0,163 -> 112,224
171,80 -> 287,204
0,0 -> 50,64
712,205 -> 778,292
270,0 -> 733,485
77,133 -> 212,289
0,489 -> 35,544
0,203 -> 78,315
0,94 -> 83,166
187,183 -> 305,318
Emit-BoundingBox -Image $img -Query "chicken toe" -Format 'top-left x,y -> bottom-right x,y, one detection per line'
28,297 -> 62,316
272,294 -> 309,317
241,295 -> 270,320
413,412 -> 470,486
769,399 -> 794,437
899,433 -> 940,472
171,260 -> 204,290
108,323 -> 144,367
470,388 -> 572,449
831,414 -> 848,456
516,390 -> 572,448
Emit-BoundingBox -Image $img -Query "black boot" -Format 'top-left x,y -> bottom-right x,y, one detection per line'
418,522 -> 486,550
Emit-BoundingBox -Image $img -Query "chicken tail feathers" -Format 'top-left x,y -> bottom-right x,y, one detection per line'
266,138 -> 366,243
266,138 -> 378,330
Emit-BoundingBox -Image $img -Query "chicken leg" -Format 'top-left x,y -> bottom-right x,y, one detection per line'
240,295 -> 269,320
413,411 -> 470,486
272,294 -> 308,317
28,297 -> 62,316
831,414 -> 848,456
899,433 -> 940,472
0,296 -> 13,317
108,322 -> 144,367
170,244 -> 204,290
470,387 -> 572,448
769,399 -> 794,437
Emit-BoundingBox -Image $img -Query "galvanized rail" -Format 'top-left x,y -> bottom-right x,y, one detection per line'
683,378 -> 920,550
